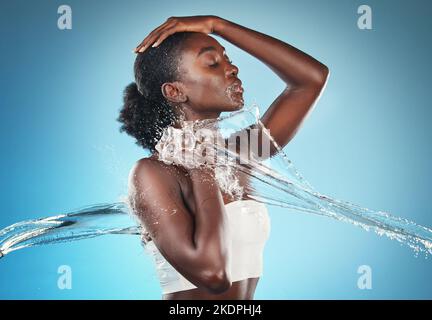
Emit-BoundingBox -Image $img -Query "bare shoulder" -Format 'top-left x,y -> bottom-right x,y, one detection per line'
129,157 -> 184,189
127,157 -> 195,244
127,157 -> 191,213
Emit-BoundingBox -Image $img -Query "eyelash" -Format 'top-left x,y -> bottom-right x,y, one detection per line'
210,59 -> 233,68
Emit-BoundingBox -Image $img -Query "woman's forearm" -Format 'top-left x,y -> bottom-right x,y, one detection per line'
212,16 -> 328,87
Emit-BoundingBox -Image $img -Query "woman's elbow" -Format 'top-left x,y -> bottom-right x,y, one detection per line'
299,65 -> 329,89
306,65 -> 329,90
200,268 -> 232,294
317,65 -> 330,86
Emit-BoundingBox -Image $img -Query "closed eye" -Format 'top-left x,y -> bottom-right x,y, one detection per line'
210,58 -> 233,68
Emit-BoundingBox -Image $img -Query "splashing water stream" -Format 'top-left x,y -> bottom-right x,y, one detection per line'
1,103 -> 431,260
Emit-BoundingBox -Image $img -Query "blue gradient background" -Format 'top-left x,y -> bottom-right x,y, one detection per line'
1,0 -> 431,299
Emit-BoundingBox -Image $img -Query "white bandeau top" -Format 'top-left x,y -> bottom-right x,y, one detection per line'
144,199 -> 271,294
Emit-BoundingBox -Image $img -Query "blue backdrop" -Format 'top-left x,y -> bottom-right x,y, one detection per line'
1,0 -> 431,299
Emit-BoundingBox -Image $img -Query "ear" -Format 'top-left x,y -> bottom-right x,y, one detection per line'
161,82 -> 187,104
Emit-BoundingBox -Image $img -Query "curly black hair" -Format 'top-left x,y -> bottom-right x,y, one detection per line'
117,31 -> 196,153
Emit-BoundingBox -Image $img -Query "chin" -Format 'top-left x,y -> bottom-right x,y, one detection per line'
219,97 -> 244,112
224,104 -> 243,112
234,100 -> 245,110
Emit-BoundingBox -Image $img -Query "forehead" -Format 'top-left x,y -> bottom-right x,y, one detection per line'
183,33 -> 226,56
176,33 -> 226,78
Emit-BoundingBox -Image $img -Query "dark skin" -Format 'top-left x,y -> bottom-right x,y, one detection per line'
129,15 -> 329,300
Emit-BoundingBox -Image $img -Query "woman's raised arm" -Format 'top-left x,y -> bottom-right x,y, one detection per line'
212,16 -> 329,155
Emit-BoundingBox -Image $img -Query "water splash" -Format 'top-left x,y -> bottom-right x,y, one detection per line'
0,201 -> 138,258
1,103 -> 432,259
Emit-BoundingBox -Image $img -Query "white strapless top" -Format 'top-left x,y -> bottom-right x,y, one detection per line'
144,199 -> 271,294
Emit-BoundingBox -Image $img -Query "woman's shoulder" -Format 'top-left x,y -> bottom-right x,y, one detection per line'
133,155 -> 166,171
129,155 -> 188,189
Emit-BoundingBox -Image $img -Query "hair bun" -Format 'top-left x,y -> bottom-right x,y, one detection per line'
123,82 -> 144,102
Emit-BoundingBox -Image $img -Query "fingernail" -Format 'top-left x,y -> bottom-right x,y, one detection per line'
151,43 -> 157,47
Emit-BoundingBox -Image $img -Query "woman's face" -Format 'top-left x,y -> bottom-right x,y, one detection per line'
174,33 -> 244,116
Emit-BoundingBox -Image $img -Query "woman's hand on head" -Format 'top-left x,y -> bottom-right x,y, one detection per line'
134,15 -> 220,53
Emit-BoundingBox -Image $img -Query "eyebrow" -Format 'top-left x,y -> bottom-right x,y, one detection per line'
197,46 -> 226,57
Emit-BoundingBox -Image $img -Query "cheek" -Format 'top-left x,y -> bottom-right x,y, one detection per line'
187,75 -> 225,102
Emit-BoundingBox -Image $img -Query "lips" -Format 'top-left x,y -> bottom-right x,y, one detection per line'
230,80 -> 244,93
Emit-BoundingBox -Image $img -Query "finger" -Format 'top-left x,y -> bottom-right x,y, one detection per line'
137,26 -> 174,53
137,21 -> 171,46
150,26 -> 178,49
137,31 -> 163,53
134,20 -> 174,52
134,27 -> 165,52
136,18 -> 179,51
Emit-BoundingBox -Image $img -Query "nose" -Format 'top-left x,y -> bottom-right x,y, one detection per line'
226,63 -> 239,78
